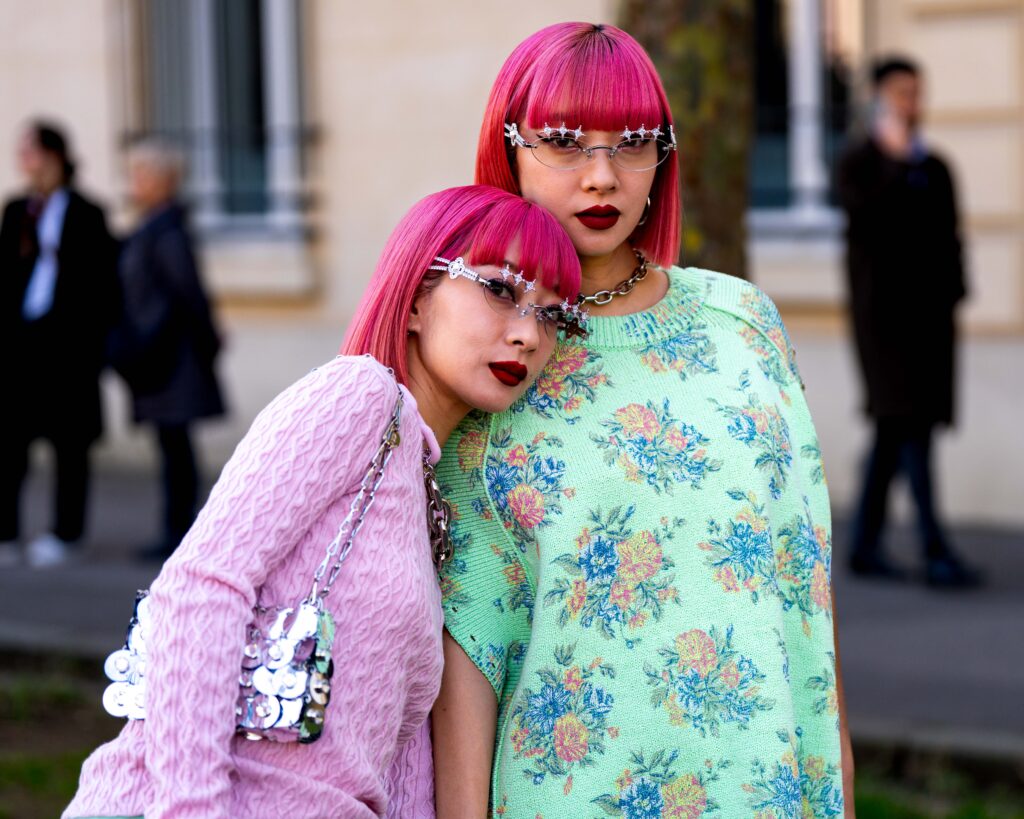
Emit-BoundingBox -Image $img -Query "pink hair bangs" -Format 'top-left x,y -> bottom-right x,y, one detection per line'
341,185 -> 580,385
521,31 -> 666,135
476,23 -> 681,269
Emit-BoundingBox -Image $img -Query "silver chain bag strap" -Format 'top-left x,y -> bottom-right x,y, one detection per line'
103,371 -> 404,744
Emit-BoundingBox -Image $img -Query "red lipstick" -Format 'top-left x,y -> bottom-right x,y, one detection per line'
489,361 -> 528,387
575,205 -> 620,231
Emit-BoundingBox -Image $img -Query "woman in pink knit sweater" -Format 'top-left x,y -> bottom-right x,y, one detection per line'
63,185 -> 581,819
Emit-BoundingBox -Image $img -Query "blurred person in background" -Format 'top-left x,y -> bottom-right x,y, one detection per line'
0,120 -> 118,568
838,57 -> 979,588
109,138 -> 226,562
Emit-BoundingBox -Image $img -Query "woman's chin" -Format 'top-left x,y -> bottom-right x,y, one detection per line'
568,224 -> 636,259
464,384 -> 529,415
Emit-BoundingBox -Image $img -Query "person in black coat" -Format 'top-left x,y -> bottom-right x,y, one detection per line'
0,121 -> 119,568
110,139 -> 226,560
837,57 -> 979,587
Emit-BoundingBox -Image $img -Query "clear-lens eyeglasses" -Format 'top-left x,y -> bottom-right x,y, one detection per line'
505,122 -> 677,172
429,256 -> 588,338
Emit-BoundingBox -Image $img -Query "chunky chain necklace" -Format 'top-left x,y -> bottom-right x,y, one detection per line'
577,249 -> 649,306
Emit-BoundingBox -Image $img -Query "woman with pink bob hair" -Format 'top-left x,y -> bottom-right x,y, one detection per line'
63,185 -> 580,819
433,23 -> 853,818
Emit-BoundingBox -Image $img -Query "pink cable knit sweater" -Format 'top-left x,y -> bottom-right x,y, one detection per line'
64,356 -> 443,819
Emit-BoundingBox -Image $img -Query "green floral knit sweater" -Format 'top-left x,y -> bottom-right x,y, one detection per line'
437,266 -> 843,819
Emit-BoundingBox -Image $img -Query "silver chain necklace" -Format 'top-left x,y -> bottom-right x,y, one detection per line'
577,249 -> 649,306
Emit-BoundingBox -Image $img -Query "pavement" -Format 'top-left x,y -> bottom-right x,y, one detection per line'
1,463 -> 1023,761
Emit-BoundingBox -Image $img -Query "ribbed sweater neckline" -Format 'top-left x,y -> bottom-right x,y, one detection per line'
579,266 -> 706,350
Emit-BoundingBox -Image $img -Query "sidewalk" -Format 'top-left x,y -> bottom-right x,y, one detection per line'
1,465 -> 1022,758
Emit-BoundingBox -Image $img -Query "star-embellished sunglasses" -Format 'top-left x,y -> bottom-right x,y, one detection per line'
429,256 -> 588,339
504,122 -> 677,172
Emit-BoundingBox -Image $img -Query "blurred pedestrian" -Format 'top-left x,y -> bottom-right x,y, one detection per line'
0,121 -> 118,568
838,56 -> 979,587
109,139 -> 226,561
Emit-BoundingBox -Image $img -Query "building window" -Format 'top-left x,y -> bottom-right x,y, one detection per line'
133,0 -> 307,233
750,0 -> 859,231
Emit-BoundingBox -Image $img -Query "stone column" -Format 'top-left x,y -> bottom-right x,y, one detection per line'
788,0 -> 829,216
261,0 -> 304,231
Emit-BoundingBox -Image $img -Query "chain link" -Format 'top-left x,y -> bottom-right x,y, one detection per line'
423,455 -> 453,570
308,391 -> 403,604
577,249 -> 649,306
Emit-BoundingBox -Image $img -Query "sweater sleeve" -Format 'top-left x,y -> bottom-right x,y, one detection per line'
383,716 -> 435,818
435,413 -> 532,701
143,355 -> 397,818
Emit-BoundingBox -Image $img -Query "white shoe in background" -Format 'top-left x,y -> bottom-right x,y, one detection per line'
0,540 -> 21,568
25,533 -> 78,568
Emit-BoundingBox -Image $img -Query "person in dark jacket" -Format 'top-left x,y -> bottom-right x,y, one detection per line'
837,56 -> 979,587
0,121 -> 119,568
111,139 -> 226,560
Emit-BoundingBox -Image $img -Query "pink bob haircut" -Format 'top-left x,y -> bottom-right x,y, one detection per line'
341,185 -> 581,386
476,22 -> 681,269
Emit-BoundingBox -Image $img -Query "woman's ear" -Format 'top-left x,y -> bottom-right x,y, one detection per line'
407,300 -> 422,336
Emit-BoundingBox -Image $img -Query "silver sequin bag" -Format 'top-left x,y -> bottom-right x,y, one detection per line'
103,381 -> 404,744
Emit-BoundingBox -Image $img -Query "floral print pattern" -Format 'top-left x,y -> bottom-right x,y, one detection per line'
776,499 -> 833,630
699,491 -> 832,632
434,267 -> 843,815
452,412 -> 489,487
593,751 -> 730,818
592,400 -> 722,494
699,490 -> 778,603
744,728 -> 843,818
638,329 -> 718,382
801,441 -> 826,486
806,653 -> 840,730
520,344 -> 609,421
644,625 -> 773,737
472,640 -> 527,702
544,507 -> 683,647
737,288 -> 802,396
710,372 -> 792,499
486,428 -> 574,549
508,644 -> 617,791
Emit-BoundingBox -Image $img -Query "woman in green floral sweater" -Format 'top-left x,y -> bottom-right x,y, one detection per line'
431,23 -> 853,819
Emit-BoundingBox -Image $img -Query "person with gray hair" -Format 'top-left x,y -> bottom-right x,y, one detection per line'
110,137 -> 226,561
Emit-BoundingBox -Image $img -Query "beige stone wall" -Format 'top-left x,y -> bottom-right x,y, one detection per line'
309,0 -> 613,320
858,0 -> 1024,332
0,1 -> 121,219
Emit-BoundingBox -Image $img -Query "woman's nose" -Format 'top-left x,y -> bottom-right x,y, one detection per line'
507,310 -> 542,351
579,148 -> 620,192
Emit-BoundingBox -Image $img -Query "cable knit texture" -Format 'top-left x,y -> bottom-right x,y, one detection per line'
64,355 -> 443,819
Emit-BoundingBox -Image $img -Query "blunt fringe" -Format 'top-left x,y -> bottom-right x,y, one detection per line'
341,185 -> 581,385
475,22 -> 681,268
